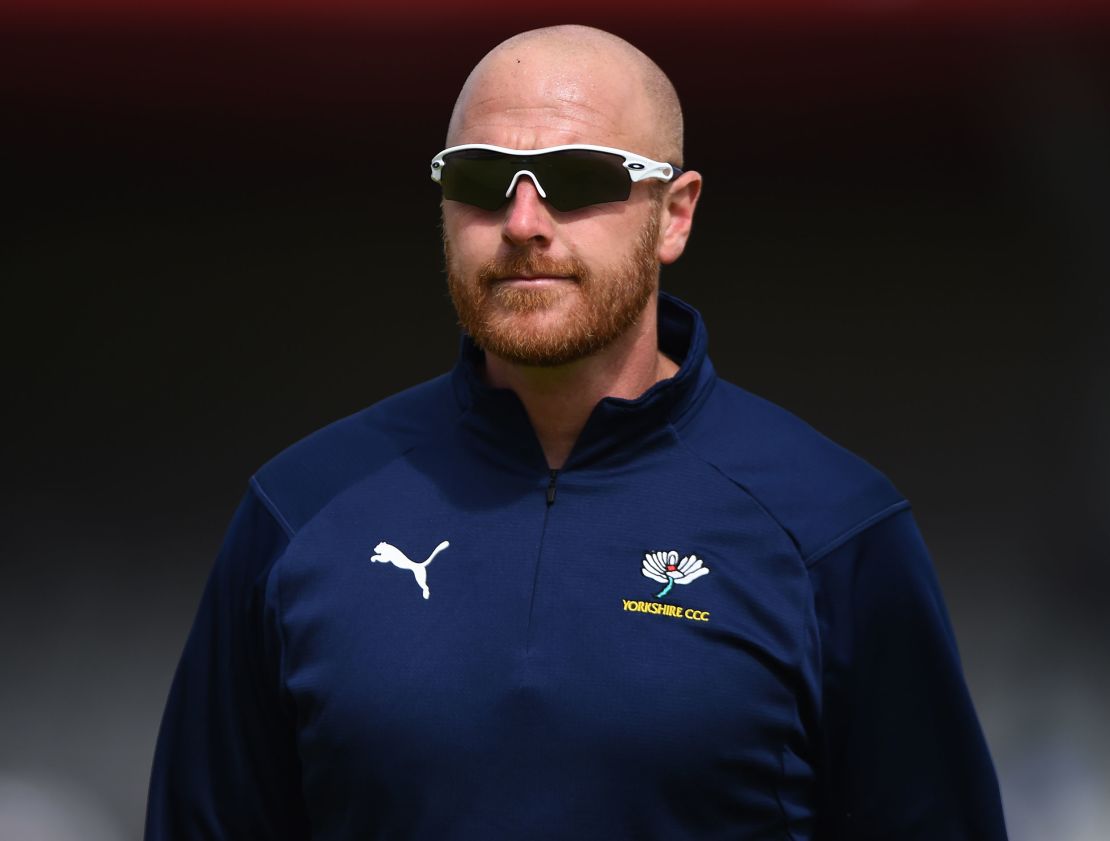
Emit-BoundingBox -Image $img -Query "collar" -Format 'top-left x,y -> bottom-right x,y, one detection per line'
450,292 -> 717,473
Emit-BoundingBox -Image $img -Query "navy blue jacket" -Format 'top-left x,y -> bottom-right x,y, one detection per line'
146,293 -> 1007,839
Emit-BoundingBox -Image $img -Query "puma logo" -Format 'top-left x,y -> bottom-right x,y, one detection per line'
370,540 -> 450,600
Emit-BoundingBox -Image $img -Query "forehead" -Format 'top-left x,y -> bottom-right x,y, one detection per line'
448,48 -> 654,153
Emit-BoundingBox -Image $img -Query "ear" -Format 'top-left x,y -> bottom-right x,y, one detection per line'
656,170 -> 702,265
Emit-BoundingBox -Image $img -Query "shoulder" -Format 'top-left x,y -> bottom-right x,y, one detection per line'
676,376 -> 908,564
251,373 -> 461,536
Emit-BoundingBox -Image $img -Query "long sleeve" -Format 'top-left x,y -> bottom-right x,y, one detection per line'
145,482 -> 311,839
808,507 -> 1008,840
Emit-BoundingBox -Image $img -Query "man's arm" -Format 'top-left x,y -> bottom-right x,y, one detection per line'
808,507 -> 1008,840
145,483 -> 311,839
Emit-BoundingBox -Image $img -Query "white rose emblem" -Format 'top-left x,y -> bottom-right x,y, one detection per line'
641,550 -> 710,598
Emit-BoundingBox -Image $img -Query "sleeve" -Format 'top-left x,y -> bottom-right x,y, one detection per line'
144,483 -> 312,840
807,507 -> 1008,840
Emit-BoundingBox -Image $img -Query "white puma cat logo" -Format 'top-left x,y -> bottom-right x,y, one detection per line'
370,540 -> 450,600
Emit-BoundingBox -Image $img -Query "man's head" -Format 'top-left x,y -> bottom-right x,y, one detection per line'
439,25 -> 701,367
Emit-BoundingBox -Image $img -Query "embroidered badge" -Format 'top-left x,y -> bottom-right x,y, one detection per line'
370,540 -> 450,600
641,550 -> 710,598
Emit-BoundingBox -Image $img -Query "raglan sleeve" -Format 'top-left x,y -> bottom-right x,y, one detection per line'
144,480 -> 312,840
807,506 -> 1008,840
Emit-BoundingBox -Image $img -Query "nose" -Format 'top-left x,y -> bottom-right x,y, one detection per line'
502,176 -> 554,247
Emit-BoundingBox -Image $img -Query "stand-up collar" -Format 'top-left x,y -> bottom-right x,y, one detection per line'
450,293 -> 717,473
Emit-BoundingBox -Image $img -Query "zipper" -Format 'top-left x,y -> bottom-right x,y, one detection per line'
525,468 -> 560,652
546,469 -> 559,506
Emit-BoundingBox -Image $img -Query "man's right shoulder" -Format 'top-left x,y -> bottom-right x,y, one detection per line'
250,373 -> 461,537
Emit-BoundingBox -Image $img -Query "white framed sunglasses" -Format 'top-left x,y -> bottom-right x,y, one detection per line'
430,143 -> 682,212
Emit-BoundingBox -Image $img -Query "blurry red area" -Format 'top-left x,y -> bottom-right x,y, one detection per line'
2,0 -> 1107,182
5,9 -> 1104,106
2,0 -> 1109,22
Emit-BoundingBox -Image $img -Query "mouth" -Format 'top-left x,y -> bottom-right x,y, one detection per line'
494,275 -> 577,285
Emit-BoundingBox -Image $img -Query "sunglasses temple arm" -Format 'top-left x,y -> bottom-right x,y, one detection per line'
628,163 -> 683,183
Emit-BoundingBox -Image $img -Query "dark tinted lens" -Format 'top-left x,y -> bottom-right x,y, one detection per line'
530,150 -> 630,212
439,149 -> 630,212
440,149 -> 519,210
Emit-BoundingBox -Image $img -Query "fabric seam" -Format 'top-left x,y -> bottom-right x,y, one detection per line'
774,742 -> 799,841
252,438 -> 438,541
272,538 -> 294,714
244,478 -> 298,722
670,428 -> 807,565
250,474 -> 296,540
803,499 -> 912,569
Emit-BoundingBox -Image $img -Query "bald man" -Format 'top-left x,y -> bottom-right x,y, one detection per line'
146,26 -> 1008,841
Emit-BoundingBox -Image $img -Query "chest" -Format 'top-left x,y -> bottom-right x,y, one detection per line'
276,454 -> 818,837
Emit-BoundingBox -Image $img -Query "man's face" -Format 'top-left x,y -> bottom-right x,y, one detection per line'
441,51 -> 666,367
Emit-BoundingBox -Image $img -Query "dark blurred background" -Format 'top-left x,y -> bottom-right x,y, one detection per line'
2,1 -> 1108,838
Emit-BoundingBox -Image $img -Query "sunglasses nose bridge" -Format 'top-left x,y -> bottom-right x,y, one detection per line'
504,170 -> 548,202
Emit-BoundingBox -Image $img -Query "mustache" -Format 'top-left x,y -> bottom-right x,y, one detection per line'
476,251 -> 589,285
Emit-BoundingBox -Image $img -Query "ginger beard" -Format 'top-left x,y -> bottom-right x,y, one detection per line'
445,203 -> 663,367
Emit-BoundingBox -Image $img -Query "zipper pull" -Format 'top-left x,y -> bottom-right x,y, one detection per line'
546,469 -> 559,506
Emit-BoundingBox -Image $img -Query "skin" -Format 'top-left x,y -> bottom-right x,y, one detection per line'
442,26 -> 702,468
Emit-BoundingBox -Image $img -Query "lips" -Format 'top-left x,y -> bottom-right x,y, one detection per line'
476,253 -> 588,288
497,274 -> 575,282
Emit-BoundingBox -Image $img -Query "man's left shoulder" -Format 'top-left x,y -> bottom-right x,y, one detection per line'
675,376 -> 908,564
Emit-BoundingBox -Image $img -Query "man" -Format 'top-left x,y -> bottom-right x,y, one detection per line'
146,25 -> 1008,840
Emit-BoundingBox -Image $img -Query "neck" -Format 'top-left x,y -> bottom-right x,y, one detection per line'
483,297 -> 679,470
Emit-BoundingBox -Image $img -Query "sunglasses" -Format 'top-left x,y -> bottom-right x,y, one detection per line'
430,143 -> 681,213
